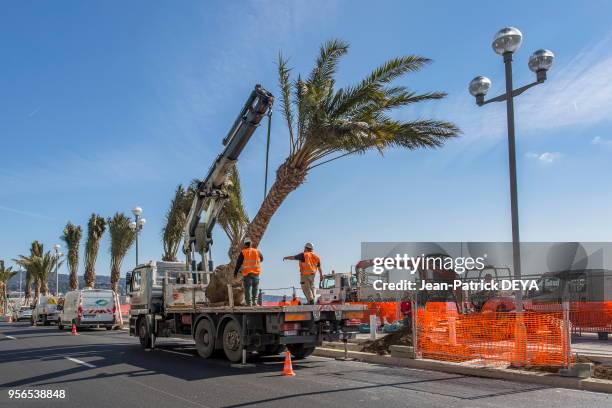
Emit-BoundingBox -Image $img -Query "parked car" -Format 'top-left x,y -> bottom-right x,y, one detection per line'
14,306 -> 33,322
32,296 -> 60,326
59,289 -> 118,330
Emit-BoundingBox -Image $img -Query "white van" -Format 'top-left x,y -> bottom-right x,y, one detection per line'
59,289 -> 118,330
32,295 -> 60,326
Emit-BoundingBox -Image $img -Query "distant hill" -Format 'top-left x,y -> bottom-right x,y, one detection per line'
7,274 -> 304,301
7,273 -> 127,295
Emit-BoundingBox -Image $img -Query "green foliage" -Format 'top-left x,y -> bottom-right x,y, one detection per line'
0,260 -> 17,313
13,242 -> 62,297
162,183 -> 196,261
61,222 -> 82,290
84,214 -> 107,288
277,39 -> 459,168
108,212 -> 136,291
217,167 -> 250,252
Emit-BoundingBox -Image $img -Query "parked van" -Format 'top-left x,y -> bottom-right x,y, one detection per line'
59,289 -> 118,330
32,295 -> 60,326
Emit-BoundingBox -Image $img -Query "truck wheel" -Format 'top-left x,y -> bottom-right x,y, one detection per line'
195,319 -> 215,359
222,320 -> 243,363
43,315 -> 49,326
58,322 -> 64,330
598,332 -> 609,341
106,326 -> 113,330
138,317 -> 152,349
287,344 -> 315,360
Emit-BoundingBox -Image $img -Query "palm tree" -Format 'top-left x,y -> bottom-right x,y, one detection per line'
108,213 -> 136,293
218,167 -> 250,260
239,39 -> 458,250
0,261 -> 17,314
35,251 -> 61,296
13,242 -> 60,299
84,214 -> 106,288
205,168 -> 250,303
14,241 -> 43,304
61,222 -> 82,291
162,183 -> 196,262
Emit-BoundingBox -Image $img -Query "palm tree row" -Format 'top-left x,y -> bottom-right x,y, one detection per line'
8,211 -> 137,303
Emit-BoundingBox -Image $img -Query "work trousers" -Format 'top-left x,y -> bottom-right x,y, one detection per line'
300,274 -> 315,304
243,273 -> 259,306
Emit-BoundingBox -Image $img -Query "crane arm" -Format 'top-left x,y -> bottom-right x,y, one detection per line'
184,84 -> 274,272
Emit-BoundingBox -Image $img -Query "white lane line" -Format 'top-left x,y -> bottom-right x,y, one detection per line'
4,335 -> 17,340
159,348 -> 193,357
65,356 -> 96,368
121,375 -> 212,408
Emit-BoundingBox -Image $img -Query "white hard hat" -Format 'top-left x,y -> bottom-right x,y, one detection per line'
244,237 -> 252,245
304,242 -> 314,250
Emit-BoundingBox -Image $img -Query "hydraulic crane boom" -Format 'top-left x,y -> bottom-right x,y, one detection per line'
184,84 -> 274,274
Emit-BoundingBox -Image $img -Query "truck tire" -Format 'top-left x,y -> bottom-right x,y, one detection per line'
287,344 -> 315,360
43,315 -> 49,326
194,319 -> 215,359
138,317 -> 152,349
598,332 -> 609,341
222,320 -> 243,363
58,322 -> 64,330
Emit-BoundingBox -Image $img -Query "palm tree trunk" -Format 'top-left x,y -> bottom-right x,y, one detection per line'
40,280 -> 49,296
34,280 -> 40,303
69,267 -> 78,291
110,264 -> 120,293
247,160 -> 307,247
24,276 -> 31,304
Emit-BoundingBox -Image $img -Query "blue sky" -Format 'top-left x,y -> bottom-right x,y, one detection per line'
2,1 -> 612,293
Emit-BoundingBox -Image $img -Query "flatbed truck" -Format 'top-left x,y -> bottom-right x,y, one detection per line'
127,261 -> 363,362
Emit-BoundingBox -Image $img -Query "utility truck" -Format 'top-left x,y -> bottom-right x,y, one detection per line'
127,85 -> 363,362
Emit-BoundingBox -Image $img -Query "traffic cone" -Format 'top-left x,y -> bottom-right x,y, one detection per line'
282,351 -> 296,376
71,323 -> 79,336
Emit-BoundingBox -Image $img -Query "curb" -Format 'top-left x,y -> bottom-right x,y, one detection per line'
313,347 -> 612,394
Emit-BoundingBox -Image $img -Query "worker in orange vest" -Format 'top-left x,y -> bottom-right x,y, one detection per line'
233,237 -> 263,306
283,242 -> 323,304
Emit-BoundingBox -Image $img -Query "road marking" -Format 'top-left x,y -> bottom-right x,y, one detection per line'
4,335 -> 17,340
159,348 -> 193,357
65,357 -> 96,368
121,376 -> 212,408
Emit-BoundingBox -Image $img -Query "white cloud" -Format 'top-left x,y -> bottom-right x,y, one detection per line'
591,136 -> 612,146
526,151 -> 563,164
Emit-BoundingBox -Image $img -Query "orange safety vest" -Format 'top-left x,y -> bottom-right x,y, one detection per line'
299,251 -> 320,276
241,247 -> 261,276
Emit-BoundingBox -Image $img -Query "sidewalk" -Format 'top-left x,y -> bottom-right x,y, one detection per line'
315,344 -> 612,395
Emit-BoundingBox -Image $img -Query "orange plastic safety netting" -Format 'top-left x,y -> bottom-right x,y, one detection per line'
415,302 -> 573,367
348,301 -> 402,324
527,301 -> 612,335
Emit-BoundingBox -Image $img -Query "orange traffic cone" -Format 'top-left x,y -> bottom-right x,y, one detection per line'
282,351 -> 296,376
71,323 -> 79,336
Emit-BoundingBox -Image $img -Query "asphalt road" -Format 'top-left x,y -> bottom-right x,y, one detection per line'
0,322 -> 610,408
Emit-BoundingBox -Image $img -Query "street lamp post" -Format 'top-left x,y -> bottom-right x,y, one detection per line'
129,207 -> 146,267
53,244 -> 64,297
469,27 -> 554,310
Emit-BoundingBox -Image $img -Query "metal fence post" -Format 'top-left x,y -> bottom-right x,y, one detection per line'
562,300 -> 571,367
411,296 -> 419,358
369,314 -> 377,340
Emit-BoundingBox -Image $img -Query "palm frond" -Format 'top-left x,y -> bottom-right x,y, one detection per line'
277,53 -> 295,152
